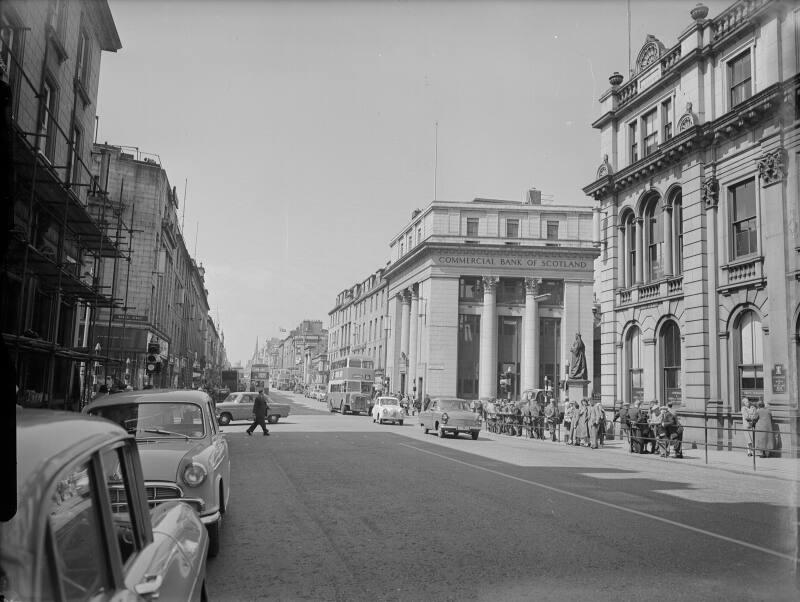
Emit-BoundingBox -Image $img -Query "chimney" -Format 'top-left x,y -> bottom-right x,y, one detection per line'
526,188 -> 542,205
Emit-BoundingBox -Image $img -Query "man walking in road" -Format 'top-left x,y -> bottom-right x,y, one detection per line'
246,389 -> 270,436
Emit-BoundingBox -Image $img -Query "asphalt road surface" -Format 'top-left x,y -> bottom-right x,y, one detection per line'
207,392 -> 799,601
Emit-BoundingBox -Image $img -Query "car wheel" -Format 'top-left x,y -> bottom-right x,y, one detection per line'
471,431 -> 479,440
422,422 -> 428,434
267,415 -> 278,424
340,403 -> 347,415
207,520 -> 221,558
398,420 -> 404,426
437,424 -> 445,438
218,413 -> 232,426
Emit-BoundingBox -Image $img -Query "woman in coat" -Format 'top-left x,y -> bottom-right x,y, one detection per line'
753,401 -> 775,458
574,399 -> 590,446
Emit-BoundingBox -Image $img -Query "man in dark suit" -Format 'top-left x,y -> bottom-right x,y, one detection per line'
246,389 -> 270,436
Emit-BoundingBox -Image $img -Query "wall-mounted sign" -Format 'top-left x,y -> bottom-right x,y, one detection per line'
433,253 -> 591,270
772,364 -> 786,394
113,314 -> 148,322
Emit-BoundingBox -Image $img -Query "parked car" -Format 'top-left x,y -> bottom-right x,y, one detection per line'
372,396 -> 404,425
419,397 -> 482,439
214,391 -> 290,425
1,407 -> 209,601
84,389 -> 230,557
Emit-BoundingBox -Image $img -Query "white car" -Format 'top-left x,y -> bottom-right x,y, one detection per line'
372,396 -> 404,425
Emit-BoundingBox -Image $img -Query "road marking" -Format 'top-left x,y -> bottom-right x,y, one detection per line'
400,443 -> 799,563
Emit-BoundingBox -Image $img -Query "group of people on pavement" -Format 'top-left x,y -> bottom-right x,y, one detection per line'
740,397 -> 780,458
612,400 -> 684,457
562,398 -> 607,448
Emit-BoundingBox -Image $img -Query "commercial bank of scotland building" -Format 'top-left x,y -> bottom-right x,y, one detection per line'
382,194 -> 599,403
583,0 -> 799,446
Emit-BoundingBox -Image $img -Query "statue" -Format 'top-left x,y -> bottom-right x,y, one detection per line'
568,333 -> 587,380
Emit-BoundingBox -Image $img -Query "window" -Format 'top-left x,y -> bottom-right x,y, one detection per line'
547,221 -> 559,240
69,124 -> 83,186
38,78 -> 58,160
661,321 -> 681,404
459,276 -> 481,302
506,219 -> 519,238
629,121 -> 638,163
643,109 -> 658,157
646,199 -> 664,280
496,278 -> 524,305
673,192 -> 683,276
47,0 -> 67,34
729,50 -> 752,107
75,29 -> 90,85
730,179 -> 757,259
662,98 -> 673,141
628,216 -> 637,286
101,446 -> 146,564
627,326 -> 643,404
736,310 -> 763,411
466,218 -> 479,237
48,460 -> 110,599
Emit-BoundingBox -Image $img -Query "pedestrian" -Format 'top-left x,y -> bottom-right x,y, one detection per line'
741,397 -> 757,456
753,400 -> 775,458
613,401 -> 631,447
589,398 -> 604,449
647,404 -> 663,454
659,402 -> 681,457
246,389 -> 270,436
563,401 -> 575,444
543,398 -> 557,441
574,399 -> 590,446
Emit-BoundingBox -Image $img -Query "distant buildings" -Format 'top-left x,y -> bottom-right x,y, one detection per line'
583,0 -> 798,443
329,193 -> 599,401
88,144 -> 226,390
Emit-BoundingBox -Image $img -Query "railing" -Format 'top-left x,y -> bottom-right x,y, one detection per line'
723,256 -> 762,283
638,282 -> 660,300
618,78 -> 639,107
666,275 -> 683,294
660,45 -> 682,74
712,0 -> 769,41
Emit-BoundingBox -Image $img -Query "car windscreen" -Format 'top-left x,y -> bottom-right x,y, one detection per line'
380,398 -> 399,406
221,394 -> 237,403
439,400 -> 471,412
90,402 -> 205,438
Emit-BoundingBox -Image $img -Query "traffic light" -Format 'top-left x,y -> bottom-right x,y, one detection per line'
146,341 -> 160,374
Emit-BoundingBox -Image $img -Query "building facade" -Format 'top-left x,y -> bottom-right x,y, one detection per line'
583,0 -> 799,445
382,195 -> 599,402
89,144 -> 222,391
1,0 -> 121,408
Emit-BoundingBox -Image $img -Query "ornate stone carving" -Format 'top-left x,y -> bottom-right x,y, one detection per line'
757,148 -> 786,186
702,177 -> 719,209
481,276 -> 498,294
524,278 -> 541,295
677,101 -> 698,132
596,154 -> 613,179
636,35 -> 665,74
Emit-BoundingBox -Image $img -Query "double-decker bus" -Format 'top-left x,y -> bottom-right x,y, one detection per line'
327,356 -> 374,415
250,363 -> 270,392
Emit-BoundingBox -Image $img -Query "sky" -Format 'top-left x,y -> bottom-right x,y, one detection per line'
95,0 -> 733,365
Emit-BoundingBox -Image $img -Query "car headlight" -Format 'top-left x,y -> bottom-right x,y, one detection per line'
441,412 -> 449,424
182,462 -> 207,487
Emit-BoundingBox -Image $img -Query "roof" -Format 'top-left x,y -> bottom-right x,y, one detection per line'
84,389 -> 212,411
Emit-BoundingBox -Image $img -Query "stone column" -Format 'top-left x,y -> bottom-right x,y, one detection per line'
663,202 -> 673,277
478,276 -> 498,399
399,291 -> 411,394
523,278 -> 540,392
408,286 -> 419,399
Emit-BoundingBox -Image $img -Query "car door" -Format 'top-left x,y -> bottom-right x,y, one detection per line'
206,399 -> 231,512
231,394 -> 248,421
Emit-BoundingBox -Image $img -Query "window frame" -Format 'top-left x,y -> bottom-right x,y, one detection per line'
661,97 -> 673,142
546,220 -> 559,240
629,120 -> 638,163
505,218 -> 520,238
75,27 -> 91,86
728,48 -> 753,108
466,217 -> 479,237
728,178 -> 758,260
642,109 -> 658,158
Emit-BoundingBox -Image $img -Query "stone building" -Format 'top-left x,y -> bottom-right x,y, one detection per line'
89,144 -> 223,390
1,0 -> 121,407
383,194 -> 598,401
583,0 -> 799,446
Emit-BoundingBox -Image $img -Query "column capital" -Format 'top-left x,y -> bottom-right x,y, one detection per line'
410,285 -> 419,300
524,277 -> 541,295
481,276 -> 498,293
634,216 -> 644,226
398,290 -> 411,304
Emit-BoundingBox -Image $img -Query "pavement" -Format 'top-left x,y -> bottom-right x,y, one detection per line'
277,390 -> 800,484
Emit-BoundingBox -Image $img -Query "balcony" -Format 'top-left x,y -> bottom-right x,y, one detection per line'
720,256 -> 765,295
616,275 -> 684,307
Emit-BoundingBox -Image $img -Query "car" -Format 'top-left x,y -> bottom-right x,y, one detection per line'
84,389 -> 231,557
214,391 -> 290,425
372,396 -> 404,425
1,407 -> 209,601
419,397 -> 482,439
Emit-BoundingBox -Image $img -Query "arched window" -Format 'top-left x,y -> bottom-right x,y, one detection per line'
736,310 -> 763,411
626,326 -> 643,404
645,197 -> 664,281
672,192 -> 683,276
660,321 -> 681,404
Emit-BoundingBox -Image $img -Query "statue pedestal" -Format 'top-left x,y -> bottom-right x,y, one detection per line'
564,379 -> 590,404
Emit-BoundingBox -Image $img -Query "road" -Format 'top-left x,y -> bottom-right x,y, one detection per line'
207,391 -> 799,601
